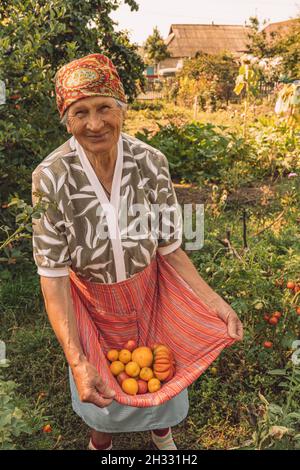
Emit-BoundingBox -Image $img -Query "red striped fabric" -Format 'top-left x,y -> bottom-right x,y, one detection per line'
69,253 -> 235,407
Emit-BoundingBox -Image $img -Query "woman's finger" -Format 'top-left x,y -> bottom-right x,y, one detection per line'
236,320 -> 244,340
95,377 -> 116,399
228,315 -> 242,340
81,389 -> 114,408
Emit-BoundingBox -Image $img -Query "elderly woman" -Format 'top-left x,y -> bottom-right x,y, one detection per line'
32,54 -> 243,451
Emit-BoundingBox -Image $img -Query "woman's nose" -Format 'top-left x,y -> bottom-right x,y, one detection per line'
86,114 -> 105,131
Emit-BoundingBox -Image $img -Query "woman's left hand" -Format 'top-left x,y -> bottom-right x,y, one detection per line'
216,304 -> 243,341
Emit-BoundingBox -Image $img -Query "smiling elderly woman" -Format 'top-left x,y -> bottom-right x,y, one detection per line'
31,54 -> 243,451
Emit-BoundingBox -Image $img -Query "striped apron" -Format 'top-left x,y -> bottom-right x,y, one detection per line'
68,253 -> 235,431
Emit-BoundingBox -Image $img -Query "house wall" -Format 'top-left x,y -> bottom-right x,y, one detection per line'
158,57 -> 181,70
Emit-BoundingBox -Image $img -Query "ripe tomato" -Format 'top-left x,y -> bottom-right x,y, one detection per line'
269,317 -> 278,326
287,281 -> 295,290
263,341 -> 273,349
10,94 -> 21,100
273,311 -> 282,319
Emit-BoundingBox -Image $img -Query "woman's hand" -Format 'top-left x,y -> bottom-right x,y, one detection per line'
71,359 -> 116,408
215,304 -> 243,341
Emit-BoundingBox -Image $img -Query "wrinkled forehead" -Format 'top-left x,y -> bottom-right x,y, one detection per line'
68,95 -> 117,112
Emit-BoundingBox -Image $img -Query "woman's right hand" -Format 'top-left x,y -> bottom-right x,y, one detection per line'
71,359 -> 116,408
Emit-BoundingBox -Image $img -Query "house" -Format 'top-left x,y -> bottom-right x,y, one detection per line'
262,18 -> 300,42
158,23 -> 252,75
138,19 -> 299,97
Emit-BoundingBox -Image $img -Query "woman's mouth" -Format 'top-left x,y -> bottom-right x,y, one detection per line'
86,132 -> 109,141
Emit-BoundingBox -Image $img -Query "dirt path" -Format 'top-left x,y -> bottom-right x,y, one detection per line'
174,179 -> 277,207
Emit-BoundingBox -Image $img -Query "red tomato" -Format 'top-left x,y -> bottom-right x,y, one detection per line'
42,424 -> 52,433
287,281 -> 295,290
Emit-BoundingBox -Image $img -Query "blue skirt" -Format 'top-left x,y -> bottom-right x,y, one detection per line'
69,367 -> 189,433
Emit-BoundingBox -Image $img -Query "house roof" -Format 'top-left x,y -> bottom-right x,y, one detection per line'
165,24 -> 251,57
262,18 -> 300,41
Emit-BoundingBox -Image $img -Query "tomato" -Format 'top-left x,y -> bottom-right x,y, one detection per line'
269,317 -> 278,326
263,341 -> 273,349
42,424 -> 52,433
273,311 -> 282,319
287,281 -> 295,289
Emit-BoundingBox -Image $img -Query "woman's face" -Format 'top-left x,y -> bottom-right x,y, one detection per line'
66,96 -> 124,155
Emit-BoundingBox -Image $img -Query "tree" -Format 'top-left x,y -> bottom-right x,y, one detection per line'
277,20 -> 300,80
144,26 -> 170,67
0,0 -> 145,205
246,15 -> 300,80
246,16 -> 278,58
175,52 -> 239,109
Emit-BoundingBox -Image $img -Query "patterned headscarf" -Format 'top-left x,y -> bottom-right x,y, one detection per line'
55,53 -> 127,118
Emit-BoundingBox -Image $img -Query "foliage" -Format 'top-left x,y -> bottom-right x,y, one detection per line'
0,196 -> 45,252
275,81 -> 300,127
243,362 -> 300,450
246,15 -> 300,81
249,117 -> 300,176
137,122 -> 253,186
0,0 -> 144,205
143,26 -> 170,65
246,16 -> 280,59
234,58 -> 263,137
0,360 -> 49,449
0,361 -> 31,449
175,52 -> 239,109
130,100 -> 164,111
278,20 -> 300,81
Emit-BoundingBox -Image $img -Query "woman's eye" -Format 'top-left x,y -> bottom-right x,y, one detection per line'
75,111 -> 85,116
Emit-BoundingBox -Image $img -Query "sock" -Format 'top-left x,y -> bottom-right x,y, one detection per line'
151,427 -> 177,450
88,438 -> 113,450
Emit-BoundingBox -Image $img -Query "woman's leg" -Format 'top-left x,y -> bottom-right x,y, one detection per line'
152,427 -> 170,436
90,429 -> 112,450
151,427 -> 177,449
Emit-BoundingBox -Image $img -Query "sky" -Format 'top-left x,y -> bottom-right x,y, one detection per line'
110,0 -> 300,45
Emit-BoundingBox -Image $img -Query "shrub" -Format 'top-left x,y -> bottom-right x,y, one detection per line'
174,52 -> 239,110
136,122 -> 253,187
130,100 -> 164,111
0,360 -> 48,449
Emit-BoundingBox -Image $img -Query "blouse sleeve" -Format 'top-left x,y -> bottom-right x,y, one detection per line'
31,169 -> 71,277
155,152 -> 182,255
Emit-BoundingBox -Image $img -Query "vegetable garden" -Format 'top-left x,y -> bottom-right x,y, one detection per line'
0,1 -> 300,450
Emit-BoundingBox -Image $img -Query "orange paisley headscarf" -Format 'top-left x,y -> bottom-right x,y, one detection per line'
55,53 -> 127,118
